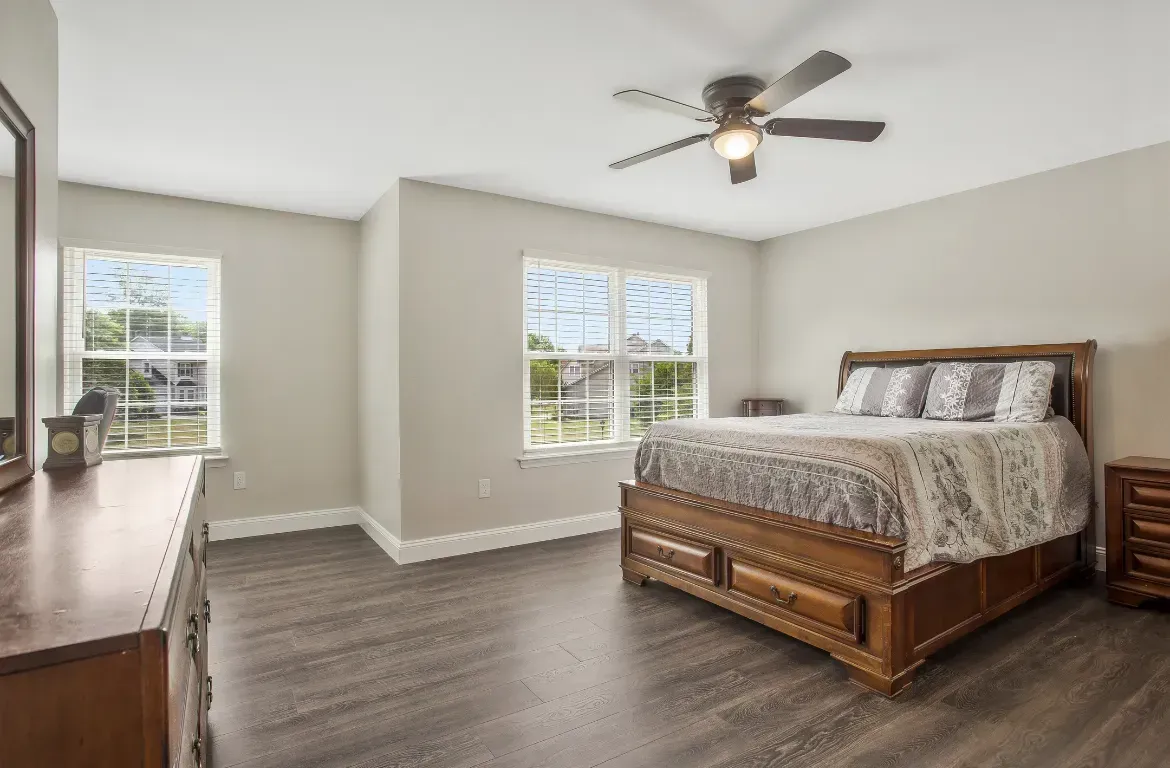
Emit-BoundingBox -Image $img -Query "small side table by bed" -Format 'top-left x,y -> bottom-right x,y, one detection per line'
741,398 -> 784,417
1106,456 -> 1170,608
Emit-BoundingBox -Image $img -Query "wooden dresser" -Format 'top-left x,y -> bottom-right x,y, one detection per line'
0,456 -> 210,767
1106,456 -> 1170,608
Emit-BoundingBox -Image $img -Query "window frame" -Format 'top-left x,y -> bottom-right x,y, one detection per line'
521,250 -> 709,462
60,241 -> 223,457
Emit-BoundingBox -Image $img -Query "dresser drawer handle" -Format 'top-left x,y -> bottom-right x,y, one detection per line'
187,614 -> 200,656
770,585 -> 798,605
204,598 -> 212,624
201,521 -> 209,542
192,736 -> 202,764
207,674 -> 213,709
657,545 -> 675,561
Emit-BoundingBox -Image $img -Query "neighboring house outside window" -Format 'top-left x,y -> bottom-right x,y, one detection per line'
522,252 -> 708,455
62,245 -> 221,453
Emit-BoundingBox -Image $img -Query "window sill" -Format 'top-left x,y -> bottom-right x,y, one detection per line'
102,446 -> 229,468
517,445 -> 638,469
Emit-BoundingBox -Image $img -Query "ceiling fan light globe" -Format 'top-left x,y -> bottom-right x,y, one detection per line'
710,125 -> 761,160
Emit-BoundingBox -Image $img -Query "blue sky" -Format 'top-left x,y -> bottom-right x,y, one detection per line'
85,256 -> 210,322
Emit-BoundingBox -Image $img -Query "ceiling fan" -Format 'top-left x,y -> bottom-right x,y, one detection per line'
610,51 -> 885,184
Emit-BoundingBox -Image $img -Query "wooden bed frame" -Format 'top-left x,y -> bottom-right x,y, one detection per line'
619,341 -> 1097,696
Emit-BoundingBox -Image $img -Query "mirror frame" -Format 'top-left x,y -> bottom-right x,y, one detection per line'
0,77 -> 36,493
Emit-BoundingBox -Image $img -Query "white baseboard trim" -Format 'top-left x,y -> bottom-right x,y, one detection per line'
208,507 -> 359,541
208,505 -> 617,564
354,507 -> 618,565
400,510 -> 620,564
209,510 -> 1107,574
355,509 -> 402,562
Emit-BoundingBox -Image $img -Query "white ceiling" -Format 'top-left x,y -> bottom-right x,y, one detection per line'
52,0 -> 1170,241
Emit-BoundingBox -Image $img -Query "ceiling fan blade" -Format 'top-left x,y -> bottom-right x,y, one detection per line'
729,154 -> 757,184
764,118 -> 885,142
609,134 -> 710,170
614,90 -> 714,122
746,51 -> 852,116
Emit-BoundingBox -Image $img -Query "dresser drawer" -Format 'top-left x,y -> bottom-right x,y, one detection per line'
1127,547 -> 1170,585
1125,480 -> 1170,511
192,470 -> 208,577
196,572 -> 209,695
627,525 -> 717,584
166,547 -> 200,762
175,661 -> 203,768
192,518 -> 208,578
726,555 -> 863,643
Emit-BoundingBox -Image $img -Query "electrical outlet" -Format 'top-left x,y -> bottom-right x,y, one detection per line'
233,471 -> 246,490
478,478 -> 490,499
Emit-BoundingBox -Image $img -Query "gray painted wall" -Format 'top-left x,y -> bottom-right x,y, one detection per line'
357,182 -> 402,538
758,140 -> 1170,546
59,182 -> 361,522
394,180 -> 759,540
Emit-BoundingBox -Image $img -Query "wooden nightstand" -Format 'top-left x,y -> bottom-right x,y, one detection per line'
1106,456 -> 1170,608
741,398 -> 784,417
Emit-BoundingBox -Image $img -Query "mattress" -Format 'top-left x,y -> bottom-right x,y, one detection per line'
633,413 -> 1092,571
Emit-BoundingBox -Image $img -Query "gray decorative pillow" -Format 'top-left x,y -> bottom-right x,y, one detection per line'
922,361 -> 1055,422
834,364 -> 936,418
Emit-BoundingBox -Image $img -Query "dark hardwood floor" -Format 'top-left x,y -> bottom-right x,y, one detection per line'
208,526 -> 1170,768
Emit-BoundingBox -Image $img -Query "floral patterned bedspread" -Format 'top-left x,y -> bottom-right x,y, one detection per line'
633,413 -> 1091,570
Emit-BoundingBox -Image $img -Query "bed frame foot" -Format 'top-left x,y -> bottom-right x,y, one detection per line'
622,567 -> 648,586
835,657 -> 920,697
1069,565 -> 1098,587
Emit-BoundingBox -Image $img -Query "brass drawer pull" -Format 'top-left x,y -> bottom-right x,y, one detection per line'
187,614 -> 200,656
770,585 -> 798,605
204,598 -> 212,624
207,675 -> 213,709
657,545 -> 675,560
192,736 -> 202,764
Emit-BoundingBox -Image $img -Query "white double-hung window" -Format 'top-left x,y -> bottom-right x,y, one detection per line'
522,251 -> 708,461
62,245 -> 222,454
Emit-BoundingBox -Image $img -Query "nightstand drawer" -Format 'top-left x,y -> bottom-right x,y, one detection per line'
1127,513 -> 1170,550
741,398 -> 784,417
1126,480 -> 1170,511
1127,547 -> 1170,585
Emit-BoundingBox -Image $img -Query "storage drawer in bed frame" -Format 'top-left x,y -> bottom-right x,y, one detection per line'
619,481 -> 1087,697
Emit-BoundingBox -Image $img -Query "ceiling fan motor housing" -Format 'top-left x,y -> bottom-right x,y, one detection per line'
703,76 -> 766,159
701,76 -> 767,117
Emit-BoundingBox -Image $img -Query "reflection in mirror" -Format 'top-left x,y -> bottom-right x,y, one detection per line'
0,118 -> 15,460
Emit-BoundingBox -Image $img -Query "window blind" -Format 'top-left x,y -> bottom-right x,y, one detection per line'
62,246 -> 222,453
523,254 -> 708,452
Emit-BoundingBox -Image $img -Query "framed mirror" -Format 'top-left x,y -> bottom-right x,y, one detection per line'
0,78 -> 35,492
